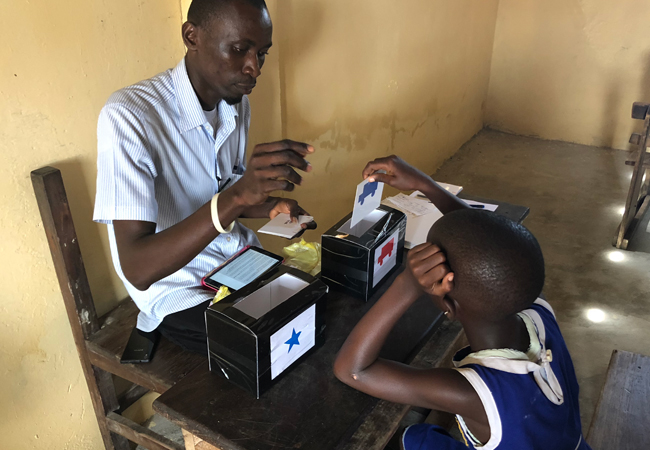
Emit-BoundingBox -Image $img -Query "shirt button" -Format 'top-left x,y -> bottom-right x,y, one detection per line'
227,237 -> 231,242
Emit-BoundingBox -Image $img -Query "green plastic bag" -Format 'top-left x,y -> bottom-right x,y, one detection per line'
283,238 -> 321,276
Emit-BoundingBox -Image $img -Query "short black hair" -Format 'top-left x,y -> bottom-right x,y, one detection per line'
428,209 -> 545,319
187,0 -> 268,28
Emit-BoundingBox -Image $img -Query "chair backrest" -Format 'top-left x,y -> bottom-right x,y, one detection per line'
31,166 -> 100,344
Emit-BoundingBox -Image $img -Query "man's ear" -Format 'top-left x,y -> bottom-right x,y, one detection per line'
182,22 -> 200,51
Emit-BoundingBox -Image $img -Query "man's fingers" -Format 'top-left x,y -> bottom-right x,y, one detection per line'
253,149 -> 311,173
257,166 -> 303,186
266,179 -> 295,193
302,220 -> 317,230
254,139 -> 315,157
288,202 -> 302,221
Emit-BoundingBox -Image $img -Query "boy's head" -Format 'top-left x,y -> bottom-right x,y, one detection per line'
427,209 -> 544,320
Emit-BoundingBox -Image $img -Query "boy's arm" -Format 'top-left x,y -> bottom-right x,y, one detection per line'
362,155 -> 469,214
333,247 -> 484,422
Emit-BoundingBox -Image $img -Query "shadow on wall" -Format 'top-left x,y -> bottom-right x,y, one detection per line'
275,0 -> 323,138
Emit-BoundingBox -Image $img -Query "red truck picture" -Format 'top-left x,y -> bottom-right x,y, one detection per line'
378,238 -> 395,266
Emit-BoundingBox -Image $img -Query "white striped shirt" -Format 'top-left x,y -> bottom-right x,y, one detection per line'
94,58 -> 261,332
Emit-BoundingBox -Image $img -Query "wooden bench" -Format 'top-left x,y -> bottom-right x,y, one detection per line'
31,167 -> 205,450
587,350 -> 650,449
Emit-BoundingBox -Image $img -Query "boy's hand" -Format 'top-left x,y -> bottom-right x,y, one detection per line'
406,243 -> 454,297
362,155 -> 433,192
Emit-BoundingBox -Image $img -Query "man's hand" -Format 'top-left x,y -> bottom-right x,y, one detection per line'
228,140 -> 314,207
362,155 -> 433,192
405,243 -> 454,297
269,198 -> 317,234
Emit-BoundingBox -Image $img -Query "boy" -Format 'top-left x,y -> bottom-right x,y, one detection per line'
334,156 -> 590,449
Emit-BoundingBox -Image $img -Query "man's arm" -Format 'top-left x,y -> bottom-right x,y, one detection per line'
114,140 -> 314,291
362,155 -> 469,214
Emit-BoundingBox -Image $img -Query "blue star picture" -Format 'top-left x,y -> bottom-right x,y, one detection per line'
285,328 -> 302,353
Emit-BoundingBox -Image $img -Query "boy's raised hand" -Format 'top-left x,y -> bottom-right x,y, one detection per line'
362,155 -> 433,192
406,243 -> 455,297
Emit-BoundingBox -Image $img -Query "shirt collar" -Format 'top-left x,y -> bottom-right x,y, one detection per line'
172,58 -> 239,134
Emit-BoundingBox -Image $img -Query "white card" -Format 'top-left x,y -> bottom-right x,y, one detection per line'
386,193 -> 438,217
351,178 -> 384,227
258,213 -> 314,239
373,230 -> 399,287
270,304 -> 316,379
410,181 -> 463,198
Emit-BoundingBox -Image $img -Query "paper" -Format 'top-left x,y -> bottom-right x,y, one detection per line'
381,199 -> 443,249
464,200 -> 498,212
270,304 -> 316,379
351,178 -> 384,227
373,230 -> 399,287
386,193 -> 438,217
410,181 -> 463,198
258,213 -> 314,239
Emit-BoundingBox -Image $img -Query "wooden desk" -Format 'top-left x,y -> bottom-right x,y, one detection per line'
153,198 -> 529,450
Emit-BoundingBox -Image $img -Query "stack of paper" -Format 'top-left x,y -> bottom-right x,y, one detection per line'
384,182 -> 463,249
258,214 -> 314,239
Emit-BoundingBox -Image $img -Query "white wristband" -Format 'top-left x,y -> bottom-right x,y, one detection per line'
210,193 -> 234,234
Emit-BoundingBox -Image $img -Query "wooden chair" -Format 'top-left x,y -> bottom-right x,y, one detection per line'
31,167 -> 205,450
587,350 -> 650,449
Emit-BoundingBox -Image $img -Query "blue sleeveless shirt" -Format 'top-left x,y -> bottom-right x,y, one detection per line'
403,299 -> 591,450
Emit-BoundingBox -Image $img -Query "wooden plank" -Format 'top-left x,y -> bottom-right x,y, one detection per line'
117,384 -> 150,415
335,320 -> 464,450
587,350 -> 650,449
106,412 -> 185,450
615,106 -> 650,248
31,167 -> 129,450
184,431 -> 222,450
87,300 -> 204,393
31,167 -> 99,339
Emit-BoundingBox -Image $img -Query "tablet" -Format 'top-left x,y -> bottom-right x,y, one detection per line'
202,246 -> 284,291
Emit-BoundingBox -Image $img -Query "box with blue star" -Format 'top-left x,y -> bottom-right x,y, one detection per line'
205,265 -> 329,398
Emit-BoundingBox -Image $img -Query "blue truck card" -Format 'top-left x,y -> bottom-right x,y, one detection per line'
351,178 -> 384,227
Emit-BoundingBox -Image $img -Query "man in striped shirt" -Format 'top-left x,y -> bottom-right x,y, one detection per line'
94,0 -> 314,354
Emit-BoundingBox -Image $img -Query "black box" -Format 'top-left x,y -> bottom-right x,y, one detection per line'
205,265 -> 328,398
321,205 -> 407,301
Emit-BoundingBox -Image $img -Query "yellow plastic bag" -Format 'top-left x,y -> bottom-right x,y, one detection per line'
283,238 -> 321,276
211,285 -> 232,305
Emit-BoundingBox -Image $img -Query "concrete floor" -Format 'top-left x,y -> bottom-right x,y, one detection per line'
433,129 -> 650,429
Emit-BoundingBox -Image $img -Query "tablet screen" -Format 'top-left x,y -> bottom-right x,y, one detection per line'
207,248 -> 281,290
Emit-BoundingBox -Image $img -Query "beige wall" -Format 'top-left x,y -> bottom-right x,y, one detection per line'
267,0 -> 499,248
1,0 -> 497,448
486,0 -> 650,150
0,0 -> 185,448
